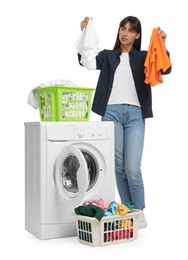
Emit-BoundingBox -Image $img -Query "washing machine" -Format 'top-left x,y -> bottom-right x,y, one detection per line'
25,121 -> 115,239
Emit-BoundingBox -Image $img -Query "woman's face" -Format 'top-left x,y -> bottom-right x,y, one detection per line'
119,22 -> 140,49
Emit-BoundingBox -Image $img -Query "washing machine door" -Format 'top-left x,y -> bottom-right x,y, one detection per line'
54,145 -> 89,206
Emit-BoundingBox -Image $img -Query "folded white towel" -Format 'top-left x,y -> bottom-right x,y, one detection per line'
27,79 -> 76,109
75,18 -> 99,70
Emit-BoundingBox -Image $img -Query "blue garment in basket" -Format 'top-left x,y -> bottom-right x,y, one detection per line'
104,201 -> 118,216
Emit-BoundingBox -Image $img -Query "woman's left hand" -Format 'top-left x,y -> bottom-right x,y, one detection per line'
156,26 -> 167,43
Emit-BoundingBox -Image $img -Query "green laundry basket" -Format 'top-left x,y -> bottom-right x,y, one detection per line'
36,86 -> 95,121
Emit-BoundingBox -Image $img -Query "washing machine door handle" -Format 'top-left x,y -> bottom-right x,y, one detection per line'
54,145 -> 89,206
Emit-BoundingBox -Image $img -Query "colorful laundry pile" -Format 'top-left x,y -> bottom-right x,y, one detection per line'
74,197 -> 134,221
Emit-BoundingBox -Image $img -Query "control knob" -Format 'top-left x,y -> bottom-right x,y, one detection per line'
78,129 -> 85,138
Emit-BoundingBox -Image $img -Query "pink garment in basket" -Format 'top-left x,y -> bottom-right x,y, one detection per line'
83,197 -> 108,211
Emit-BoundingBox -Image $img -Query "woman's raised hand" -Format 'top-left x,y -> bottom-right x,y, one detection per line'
80,16 -> 90,31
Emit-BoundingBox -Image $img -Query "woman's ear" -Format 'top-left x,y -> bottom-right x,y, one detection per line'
136,33 -> 140,39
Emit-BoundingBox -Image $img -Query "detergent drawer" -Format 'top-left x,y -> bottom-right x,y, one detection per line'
45,124 -> 75,141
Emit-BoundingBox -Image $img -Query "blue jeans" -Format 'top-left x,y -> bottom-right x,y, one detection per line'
102,104 -> 145,210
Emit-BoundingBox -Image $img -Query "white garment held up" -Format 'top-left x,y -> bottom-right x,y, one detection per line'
75,18 -> 99,70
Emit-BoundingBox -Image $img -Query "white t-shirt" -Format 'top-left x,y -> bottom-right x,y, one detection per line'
108,53 -> 140,107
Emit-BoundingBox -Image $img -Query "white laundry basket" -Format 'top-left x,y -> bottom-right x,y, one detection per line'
75,210 -> 141,247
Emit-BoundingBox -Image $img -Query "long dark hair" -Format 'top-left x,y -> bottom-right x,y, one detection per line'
113,16 -> 142,51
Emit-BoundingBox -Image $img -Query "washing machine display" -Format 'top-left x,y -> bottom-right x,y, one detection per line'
25,122 -> 115,239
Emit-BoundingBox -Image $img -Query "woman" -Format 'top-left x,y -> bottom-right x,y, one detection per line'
79,16 -> 171,228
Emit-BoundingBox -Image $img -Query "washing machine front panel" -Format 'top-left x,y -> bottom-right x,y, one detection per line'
45,122 -> 115,223
25,122 -> 115,238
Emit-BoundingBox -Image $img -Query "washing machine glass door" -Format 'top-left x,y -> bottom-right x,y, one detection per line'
54,145 -> 89,206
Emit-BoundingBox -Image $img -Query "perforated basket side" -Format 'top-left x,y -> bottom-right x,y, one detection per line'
57,87 -> 92,121
36,87 -> 57,121
75,216 -> 101,247
100,213 -> 139,246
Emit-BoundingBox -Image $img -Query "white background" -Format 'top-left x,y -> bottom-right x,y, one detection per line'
1,0 -> 188,259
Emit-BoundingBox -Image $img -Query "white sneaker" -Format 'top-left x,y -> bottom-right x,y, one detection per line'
138,212 -> 147,229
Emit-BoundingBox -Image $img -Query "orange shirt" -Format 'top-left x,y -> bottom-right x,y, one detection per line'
144,28 -> 172,87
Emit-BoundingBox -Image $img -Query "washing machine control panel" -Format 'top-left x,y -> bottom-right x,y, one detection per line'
76,126 -> 110,140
